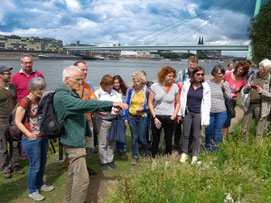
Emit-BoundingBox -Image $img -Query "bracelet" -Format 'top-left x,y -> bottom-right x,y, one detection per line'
153,116 -> 157,120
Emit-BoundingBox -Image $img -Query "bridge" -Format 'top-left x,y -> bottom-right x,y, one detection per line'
64,45 -> 249,52
63,0 -> 262,58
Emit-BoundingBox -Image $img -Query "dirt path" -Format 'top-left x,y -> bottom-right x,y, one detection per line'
229,106 -> 244,131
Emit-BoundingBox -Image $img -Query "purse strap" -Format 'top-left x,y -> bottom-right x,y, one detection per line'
156,83 -> 174,106
0,86 -> 16,104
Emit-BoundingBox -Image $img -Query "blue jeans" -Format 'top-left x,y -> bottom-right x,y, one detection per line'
205,111 -> 228,151
128,115 -> 148,159
22,136 -> 48,194
116,141 -> 126,152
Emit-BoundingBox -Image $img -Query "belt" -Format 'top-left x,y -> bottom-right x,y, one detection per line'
129,113 -> 143,119
250,100 -> 261,105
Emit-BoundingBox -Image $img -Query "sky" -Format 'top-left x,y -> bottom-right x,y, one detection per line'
0,0 -> 261,55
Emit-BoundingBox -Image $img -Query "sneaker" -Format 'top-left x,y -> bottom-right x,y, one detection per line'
29,191 -> 45,201
101,163 -> 108,170
179,153 -> 188,163
121,151 -> 127,159
191,156 -> 197,165
87,167 -> 97,176
131,158 -> 138,165
151,159 -> 156,170
3,173 -> 12,179
13,167 -> 25,175
108,161 -> 117,169
40,184 -> 54,192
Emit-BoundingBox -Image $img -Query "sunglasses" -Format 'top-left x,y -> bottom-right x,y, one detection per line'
195,73 -> 204,76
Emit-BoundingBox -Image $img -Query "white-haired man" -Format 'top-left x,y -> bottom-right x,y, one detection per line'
242,58 -> 271,138
54,66 -> 127,203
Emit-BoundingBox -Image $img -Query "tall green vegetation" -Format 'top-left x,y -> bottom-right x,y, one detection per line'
105,126 -> 271,203
248,0 -> 271,64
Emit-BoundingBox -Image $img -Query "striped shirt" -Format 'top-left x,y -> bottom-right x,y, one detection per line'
207,79 -> 232,113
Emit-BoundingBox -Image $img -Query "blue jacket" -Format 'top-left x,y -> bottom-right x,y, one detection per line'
124,85 -> 150,121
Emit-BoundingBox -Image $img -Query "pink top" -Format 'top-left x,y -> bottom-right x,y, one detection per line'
11,69 -> 44,102
223,72 -> 246,100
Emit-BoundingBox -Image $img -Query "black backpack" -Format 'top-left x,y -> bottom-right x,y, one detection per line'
38,88 -> 73,140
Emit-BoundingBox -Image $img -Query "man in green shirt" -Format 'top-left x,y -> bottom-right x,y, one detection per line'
54,66 -> 127,203
0,65 -> 24,179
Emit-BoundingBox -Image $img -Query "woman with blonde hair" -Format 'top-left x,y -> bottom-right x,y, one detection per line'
124,71 -> 150,165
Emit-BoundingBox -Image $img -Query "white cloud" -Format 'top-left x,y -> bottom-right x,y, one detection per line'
0,0 -> 252,47
65,0 -> 81,12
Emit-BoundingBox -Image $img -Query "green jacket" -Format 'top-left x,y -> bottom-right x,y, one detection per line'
0,84 -> 17,123
54,84 -> 113,147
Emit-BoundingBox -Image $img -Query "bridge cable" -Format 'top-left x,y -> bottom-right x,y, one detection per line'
126,0 -> 235,45
168,0 -> 251,45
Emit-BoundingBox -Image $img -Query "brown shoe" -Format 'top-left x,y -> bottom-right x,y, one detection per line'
131,158 -> 138,165
13,167 -> 25,175
61,157 -> 70,168
3,173 -> 12,179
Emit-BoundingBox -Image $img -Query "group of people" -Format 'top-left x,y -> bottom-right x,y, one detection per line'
0,54 -> 271,202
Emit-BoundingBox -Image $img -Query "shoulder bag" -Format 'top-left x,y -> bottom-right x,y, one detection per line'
221,87 -> 236,118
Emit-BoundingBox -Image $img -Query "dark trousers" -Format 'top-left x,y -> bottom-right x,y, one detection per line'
151,115 -> 176,158
0,123 -> 20,174
174,121 -> 182,148
182,111 -> 201,156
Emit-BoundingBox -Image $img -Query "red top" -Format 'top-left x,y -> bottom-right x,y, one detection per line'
18,97 -> 43,138
223,72 -> 246,100
174,82 -> 182,108
11,70 -> 44,102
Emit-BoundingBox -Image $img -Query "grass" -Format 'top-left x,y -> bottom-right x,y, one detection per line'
1,121 -> 271,202
104,120 -> 271,203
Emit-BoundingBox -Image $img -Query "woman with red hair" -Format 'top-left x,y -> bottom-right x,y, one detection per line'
148,66 -> 180,165
95,75 -> 123,170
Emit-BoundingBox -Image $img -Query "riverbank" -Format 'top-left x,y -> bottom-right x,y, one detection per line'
0,104 -> 254,202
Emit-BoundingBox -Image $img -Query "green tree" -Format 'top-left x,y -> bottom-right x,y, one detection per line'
248,0 -> 271,64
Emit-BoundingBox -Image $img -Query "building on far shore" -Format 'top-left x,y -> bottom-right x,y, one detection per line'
196,36 -> 222,58
0,34 -> 63,53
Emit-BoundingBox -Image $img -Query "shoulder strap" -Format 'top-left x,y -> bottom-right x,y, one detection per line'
0,87 -> 16,104
55,88 -> 76,97
227,72 -> 231,81
23,97 -> 32,123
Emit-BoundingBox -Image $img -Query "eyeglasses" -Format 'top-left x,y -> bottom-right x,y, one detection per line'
22,62 -> 32,65
1,72 -> 12,75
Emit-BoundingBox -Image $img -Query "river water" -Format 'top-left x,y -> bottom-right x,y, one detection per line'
1,59 -> 227,90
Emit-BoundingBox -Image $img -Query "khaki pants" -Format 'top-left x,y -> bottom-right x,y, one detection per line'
63,146 -> 89,203
96,117 -> 115,164
242,104 -> 268,138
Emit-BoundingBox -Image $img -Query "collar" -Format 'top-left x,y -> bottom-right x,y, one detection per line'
19,68 -> 36,74
100,88 -> 116,96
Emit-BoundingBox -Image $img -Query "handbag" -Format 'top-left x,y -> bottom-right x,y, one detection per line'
221,87 -> 236,118
107,111 -> 126,143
